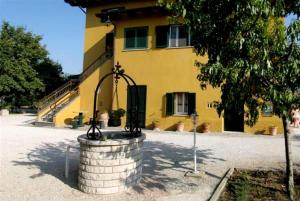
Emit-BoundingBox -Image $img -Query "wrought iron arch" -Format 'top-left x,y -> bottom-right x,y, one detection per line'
86,62 -> 141,140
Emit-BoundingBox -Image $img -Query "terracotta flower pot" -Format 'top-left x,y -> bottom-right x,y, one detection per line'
100,112 -> 109,120
176,122 -> 184,132
202,122 -> 210,133
269,126 -> 277,135
153,121 -> 160,131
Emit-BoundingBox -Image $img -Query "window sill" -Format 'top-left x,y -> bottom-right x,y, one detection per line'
262,114 -> 273,117
156,46 -> 193,50
123,48 -> 149,52
173,114 -> 189,117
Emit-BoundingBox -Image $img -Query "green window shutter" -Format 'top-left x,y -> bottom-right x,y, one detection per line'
189,31 -> 194,46
178,26 -> 188,47
166,93 -> 174,116
125,29 -> 135,49
156,26 -> 169,48
188,93 -> 196,115
125,27 -> 148,49
136,27 -> 148,48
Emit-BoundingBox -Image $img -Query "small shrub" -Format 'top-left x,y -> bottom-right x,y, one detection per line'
229,173 -> 250,201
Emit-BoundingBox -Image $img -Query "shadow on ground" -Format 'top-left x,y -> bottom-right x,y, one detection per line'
12,139 -> 225,194
134,141 -> 225,194
12,139 -> 79,189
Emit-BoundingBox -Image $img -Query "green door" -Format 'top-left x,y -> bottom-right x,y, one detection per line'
127,85 -> 147,128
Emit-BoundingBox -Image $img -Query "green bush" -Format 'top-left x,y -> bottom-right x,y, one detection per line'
109,108 -> 126,119
229,173 -> 250,201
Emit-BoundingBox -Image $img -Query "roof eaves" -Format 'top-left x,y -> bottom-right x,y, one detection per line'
64,0 -> 128,8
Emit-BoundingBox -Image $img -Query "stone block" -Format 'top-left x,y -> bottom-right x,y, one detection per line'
78,176 -> 104,188
78,184 -> 119,194
79,170 -> 120,180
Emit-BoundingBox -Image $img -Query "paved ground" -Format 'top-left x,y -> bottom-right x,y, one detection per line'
1,114 -> 300,201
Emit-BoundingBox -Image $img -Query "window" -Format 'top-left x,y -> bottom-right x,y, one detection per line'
166,92 -> 196,116
156,25 -> 191,48
124,27 -> 148,49
262,104 -> 273,117
175,93 -> 189,114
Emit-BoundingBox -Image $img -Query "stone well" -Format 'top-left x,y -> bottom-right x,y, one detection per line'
77,132 -> 145,194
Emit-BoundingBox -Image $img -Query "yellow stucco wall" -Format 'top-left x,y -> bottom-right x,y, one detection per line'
79,59 -> 113,123
71,0 -> 283,134
245,114 -> 283,134
54,96 -> 80,127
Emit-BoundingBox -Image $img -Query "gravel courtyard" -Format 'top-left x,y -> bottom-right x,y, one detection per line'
1,114 -> 300,201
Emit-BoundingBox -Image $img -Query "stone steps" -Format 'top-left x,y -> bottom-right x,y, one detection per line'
33,121 -> 55,127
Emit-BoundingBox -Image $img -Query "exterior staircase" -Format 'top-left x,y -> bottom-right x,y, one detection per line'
35,51 -> 113,126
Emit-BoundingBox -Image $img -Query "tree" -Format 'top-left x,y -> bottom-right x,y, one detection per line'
0,22 -> 66,107
34,58 -> 66,98
163,0 -> 299,199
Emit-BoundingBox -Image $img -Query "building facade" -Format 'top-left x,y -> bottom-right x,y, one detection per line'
37,0 -> 283,134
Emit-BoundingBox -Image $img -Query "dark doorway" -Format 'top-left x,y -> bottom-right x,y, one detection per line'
224,106 -> 244,132
105,32 -> 114,53
127,85 -> 147,128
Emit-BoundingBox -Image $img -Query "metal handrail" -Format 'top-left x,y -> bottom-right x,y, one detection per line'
80,50 -> 113,81
49,87 -> 79,114
37,50 -> 113,114
37,80 -> 77,110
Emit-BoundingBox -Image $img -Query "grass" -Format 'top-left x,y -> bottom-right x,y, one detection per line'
219,169 -> 300,201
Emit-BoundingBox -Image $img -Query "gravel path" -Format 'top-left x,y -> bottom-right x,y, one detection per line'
1,114 -> 300,201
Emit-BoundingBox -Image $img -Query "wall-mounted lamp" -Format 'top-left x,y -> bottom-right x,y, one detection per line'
105,15 -> 112,26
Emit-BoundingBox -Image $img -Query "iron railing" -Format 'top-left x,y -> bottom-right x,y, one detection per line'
37,50 -> 113,117
37,79 -> 78,110
80,50 -> 113,81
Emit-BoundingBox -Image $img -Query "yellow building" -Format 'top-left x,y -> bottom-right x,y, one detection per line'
36,0 -> 283,134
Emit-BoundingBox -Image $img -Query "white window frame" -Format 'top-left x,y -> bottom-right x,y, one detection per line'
174,93 -> 189,115
168,25 -> 191,48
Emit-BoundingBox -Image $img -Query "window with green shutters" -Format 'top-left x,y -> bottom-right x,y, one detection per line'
124,27 -> 148,49
166,92 -> 196,116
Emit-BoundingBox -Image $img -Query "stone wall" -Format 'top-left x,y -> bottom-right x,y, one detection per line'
77,133 -> 145,194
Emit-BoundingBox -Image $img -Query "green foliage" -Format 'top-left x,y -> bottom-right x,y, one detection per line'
0,22 -> 66,108
34,58 -> 66,97
109,108 -> 126,119
229,174 -> 250,201
0,22 -> 45,107
162,0 -> 300,126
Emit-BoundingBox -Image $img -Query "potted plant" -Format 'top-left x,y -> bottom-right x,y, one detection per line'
201,122 -> 210,133
269,125 -> 278,135
176,121 -> 185,132
108,108 -> 126,127
152,120 -> 160,131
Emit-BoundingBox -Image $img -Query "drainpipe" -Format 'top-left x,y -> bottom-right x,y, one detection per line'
106,18 -> 117,111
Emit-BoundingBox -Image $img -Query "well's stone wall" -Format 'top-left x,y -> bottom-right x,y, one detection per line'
77,133 -> 145,194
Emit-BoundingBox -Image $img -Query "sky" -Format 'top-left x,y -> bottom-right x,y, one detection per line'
0,0 -> 297,74
0,0 -> 85,75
